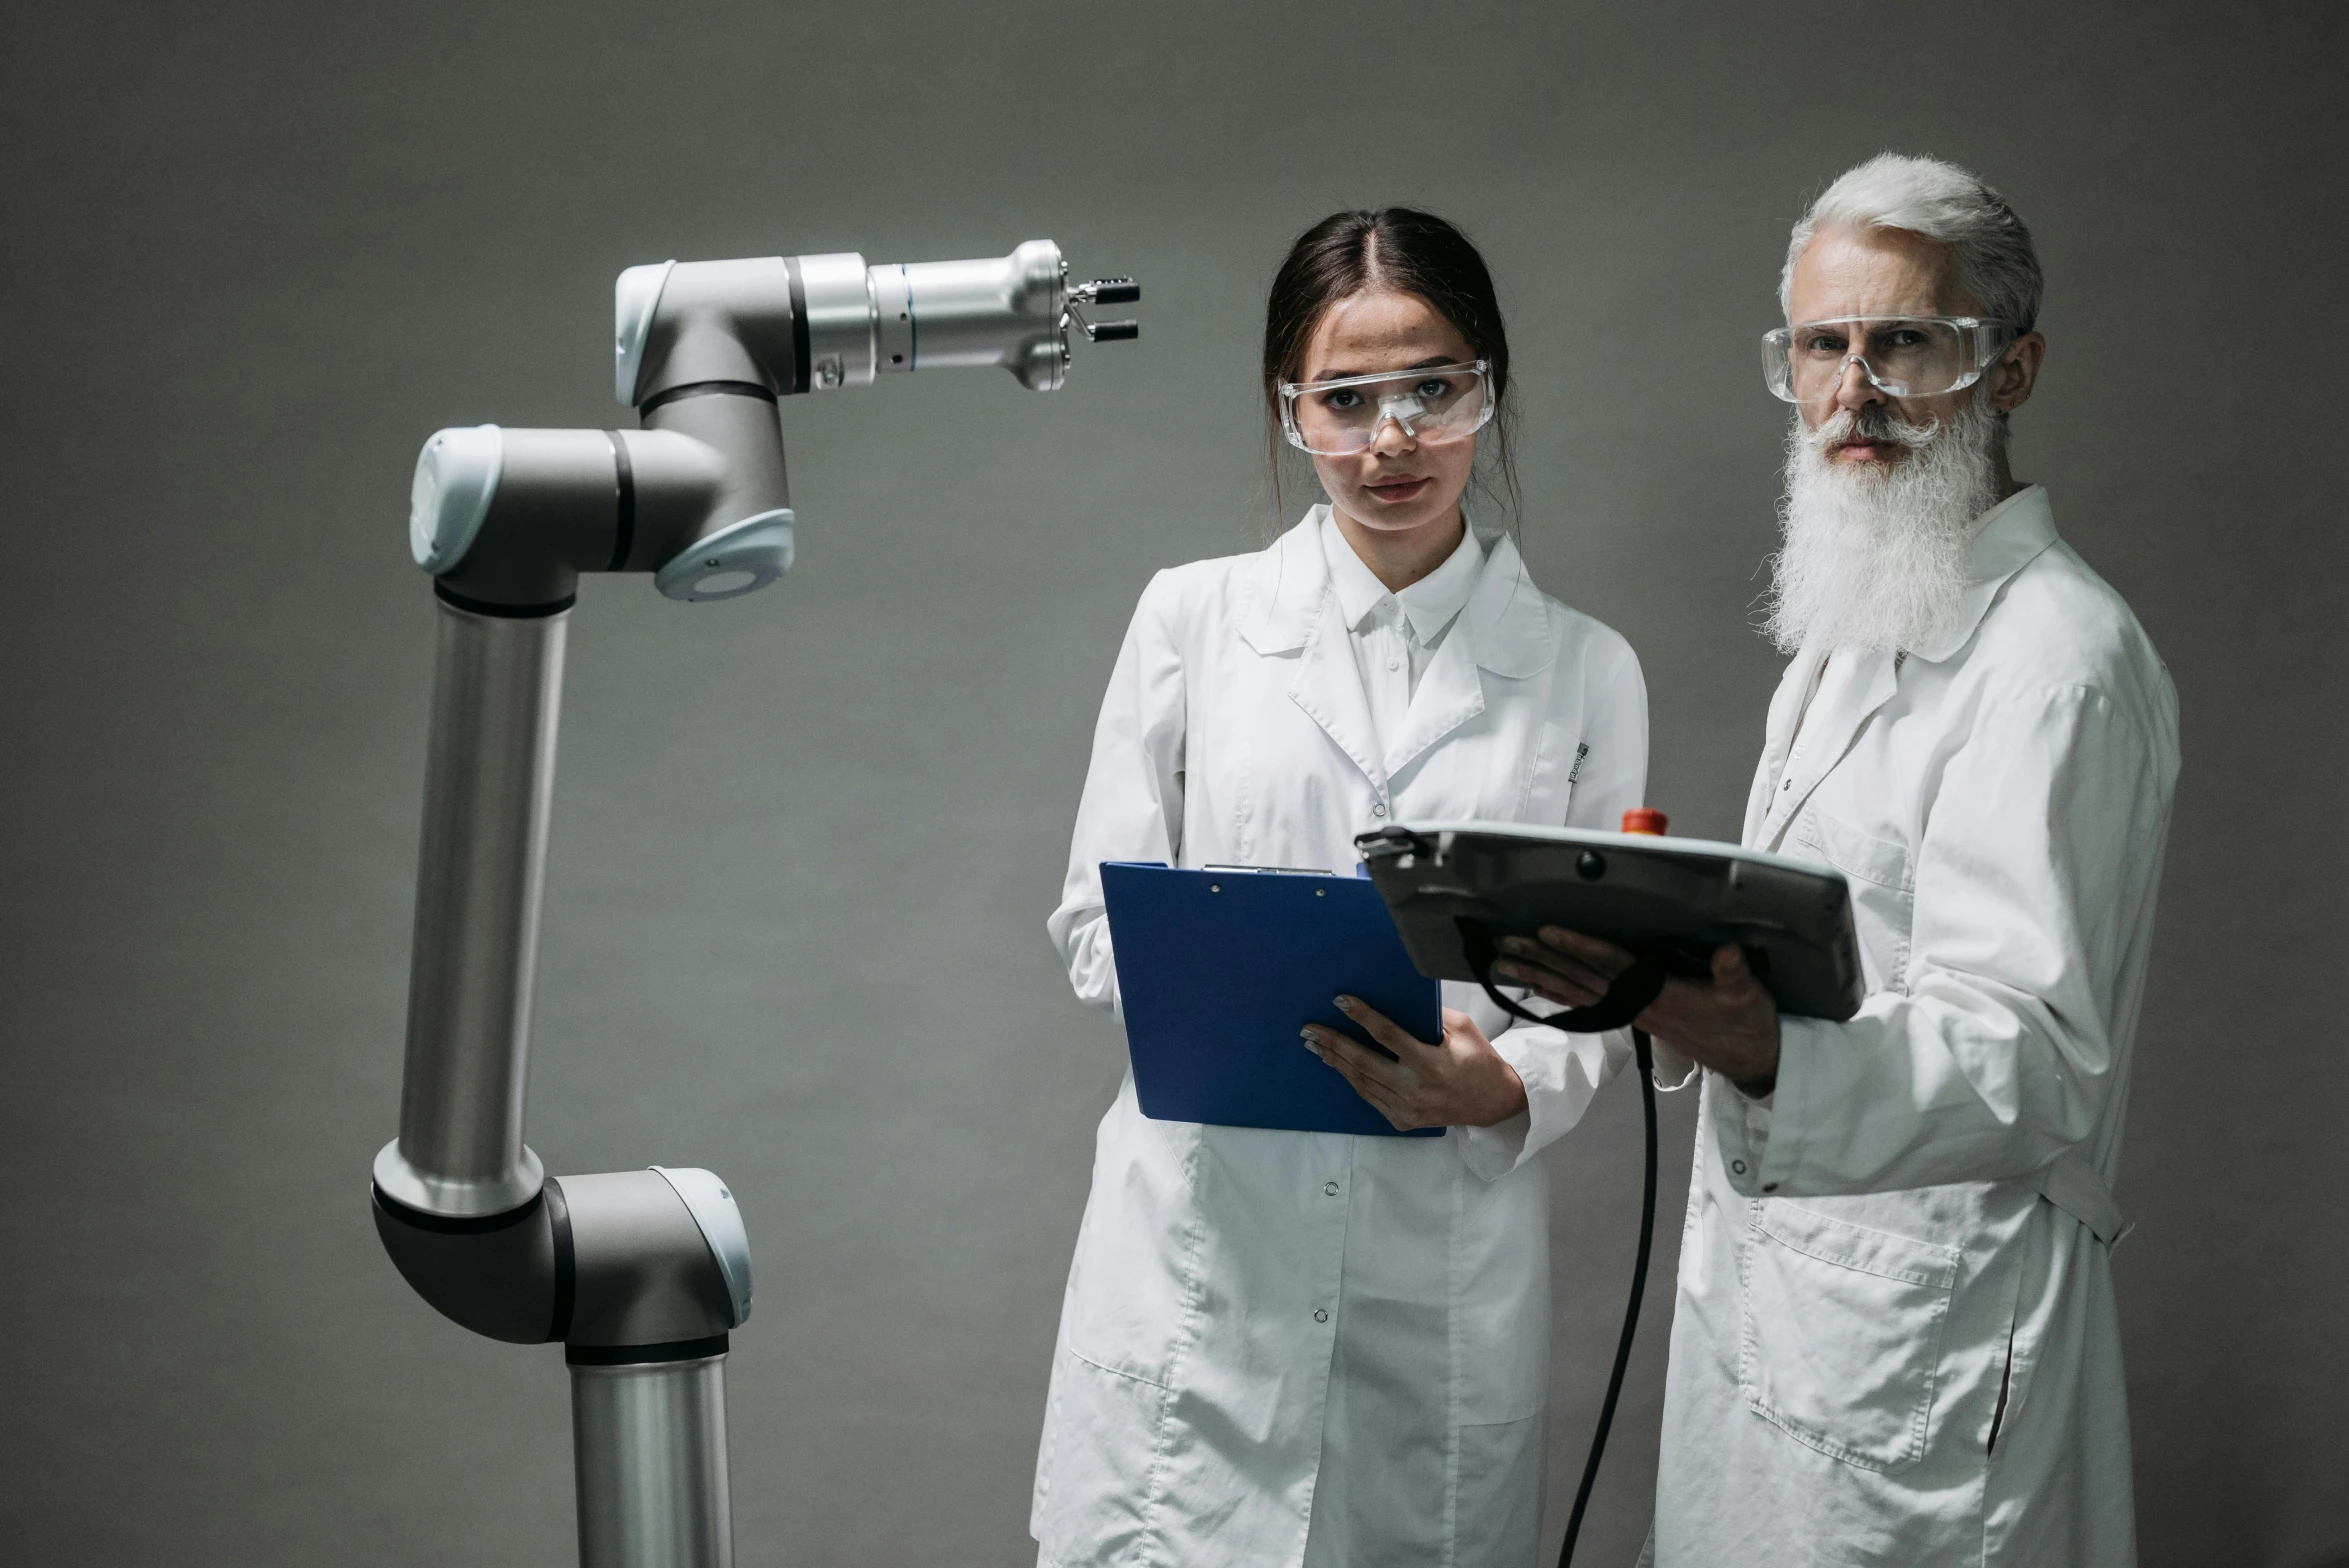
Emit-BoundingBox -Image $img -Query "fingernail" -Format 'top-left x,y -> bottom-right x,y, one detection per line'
1501,936 -> 1527,954
1334,995 -> 1355,1012
1494,963 -> 1518,982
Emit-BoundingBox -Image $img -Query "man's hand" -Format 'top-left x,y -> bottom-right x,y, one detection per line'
1494,929 -> 1784,1096
1303,999 -> 1528,1131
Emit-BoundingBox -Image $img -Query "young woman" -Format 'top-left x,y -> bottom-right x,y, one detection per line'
1032,209 -> 1649,1568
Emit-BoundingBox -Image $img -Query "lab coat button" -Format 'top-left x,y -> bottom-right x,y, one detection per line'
1313,1309 -> 1329,1324
1371,804 -> 1387,818
1323,1182 -> 1340,1196
1731,1159 -> 1747,1175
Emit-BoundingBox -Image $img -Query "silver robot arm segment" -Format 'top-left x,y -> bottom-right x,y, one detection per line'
377,239 -> 1135,1568
619,239 -> 1077,397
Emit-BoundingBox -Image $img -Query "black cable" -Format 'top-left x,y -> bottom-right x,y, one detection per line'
1449,922 -> 1661,1568
1556,1027 -> 1657,1568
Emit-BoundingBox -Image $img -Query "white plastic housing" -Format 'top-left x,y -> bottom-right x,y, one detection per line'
410,425 -> 505,573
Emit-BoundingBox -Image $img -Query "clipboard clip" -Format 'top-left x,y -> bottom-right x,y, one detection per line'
1199,863 -> 1333,875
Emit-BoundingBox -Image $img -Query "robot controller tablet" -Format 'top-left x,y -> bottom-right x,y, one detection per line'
1357,818 -> 1864,1030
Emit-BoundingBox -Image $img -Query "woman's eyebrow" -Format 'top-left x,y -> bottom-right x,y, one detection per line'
1309,355 -> 1463,381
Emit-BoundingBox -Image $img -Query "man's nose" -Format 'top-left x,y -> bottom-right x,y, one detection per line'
1832,356 -> 1885,413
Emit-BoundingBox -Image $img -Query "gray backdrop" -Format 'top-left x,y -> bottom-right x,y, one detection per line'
3,2 -> 2342,1564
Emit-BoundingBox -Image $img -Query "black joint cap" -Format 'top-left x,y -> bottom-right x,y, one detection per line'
373,1185 -> 562,1345
1092,320 -> 1140,342
1090,278 -> 1140,304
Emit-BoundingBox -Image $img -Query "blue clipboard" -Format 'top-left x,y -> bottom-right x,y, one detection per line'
1101,861 -> 1444,1138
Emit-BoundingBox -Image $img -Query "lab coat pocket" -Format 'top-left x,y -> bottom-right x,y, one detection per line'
1033,1350 -> 1176,1565
1063,1099 -> 1205,1388
1453,1414 -> 1544,1568
1737,1203 -> 1961,1474
1790,807 -> 1914,990
1792,806 -> 1911,892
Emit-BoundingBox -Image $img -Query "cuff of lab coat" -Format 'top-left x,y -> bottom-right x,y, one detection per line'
1711,1014 -> 1838,1196
1650,1039 -> 1700,1091
1457,1024 -> 1630,1182
1706,1068 -> 1772,1195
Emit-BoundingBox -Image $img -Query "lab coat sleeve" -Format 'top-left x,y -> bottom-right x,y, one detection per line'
1716,683 -> 2175,1198
1044,570 -> 1189,1015
1459,625 -> 1649,1181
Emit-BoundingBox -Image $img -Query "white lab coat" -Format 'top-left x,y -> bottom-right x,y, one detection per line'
1033,508 -> 1649,1568
1646,487 -> 2179,1567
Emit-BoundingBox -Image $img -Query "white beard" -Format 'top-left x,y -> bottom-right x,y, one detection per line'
1762,401 -> 2005,655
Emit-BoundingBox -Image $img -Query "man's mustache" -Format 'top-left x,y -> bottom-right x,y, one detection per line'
1807,405 -> 1941,452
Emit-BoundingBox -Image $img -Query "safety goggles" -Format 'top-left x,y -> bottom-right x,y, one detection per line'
1761,316 -> 2011,405
1279,360 -> 1494,456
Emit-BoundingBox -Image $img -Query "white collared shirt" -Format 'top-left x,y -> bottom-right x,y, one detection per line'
1318,513 -> 1483,772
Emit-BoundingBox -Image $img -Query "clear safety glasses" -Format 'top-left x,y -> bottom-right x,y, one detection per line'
1761,316 -> 2011,405
1279,360 -> 1494,456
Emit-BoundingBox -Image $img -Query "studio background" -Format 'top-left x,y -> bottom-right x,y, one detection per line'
3,3 -> 2342,1564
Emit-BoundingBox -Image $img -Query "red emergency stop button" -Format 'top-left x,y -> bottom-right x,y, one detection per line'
1621,808 -> 1669,836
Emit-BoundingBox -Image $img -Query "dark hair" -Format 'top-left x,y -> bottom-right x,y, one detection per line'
1261,207 -> 1519,523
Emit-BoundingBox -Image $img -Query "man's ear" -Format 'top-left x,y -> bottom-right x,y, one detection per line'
1988,332 -> 2045,415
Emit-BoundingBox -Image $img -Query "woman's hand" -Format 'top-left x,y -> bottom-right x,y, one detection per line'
1303,998 -> 1528,1131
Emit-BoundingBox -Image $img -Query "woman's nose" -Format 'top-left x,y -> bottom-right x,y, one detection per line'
1369,416 -> 1418,456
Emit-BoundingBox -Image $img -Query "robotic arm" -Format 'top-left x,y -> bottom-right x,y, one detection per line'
373,240 -> 1136,1568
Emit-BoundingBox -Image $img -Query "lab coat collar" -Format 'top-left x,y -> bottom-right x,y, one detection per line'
1318,512 -> 1485,646
1903,484 -> 2061,664
1241,506 -> 1556,679
1243,507 -> 1556,796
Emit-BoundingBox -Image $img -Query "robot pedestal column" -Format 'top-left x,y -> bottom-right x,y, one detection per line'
571,1352 -> 734,1568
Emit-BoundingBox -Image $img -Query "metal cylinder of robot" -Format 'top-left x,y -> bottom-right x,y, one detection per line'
377,598 -> 564,1216
785,246 -> 1070,389
796,252 -> 877,391
617,242 -> 1072,408
571,1353 -> 734,1568
889,238 -> 1068,390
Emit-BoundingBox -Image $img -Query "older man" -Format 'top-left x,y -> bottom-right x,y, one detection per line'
1503,154 -> 2178,1564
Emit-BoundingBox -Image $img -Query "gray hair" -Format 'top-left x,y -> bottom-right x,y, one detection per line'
1779,153 -> 2042,335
